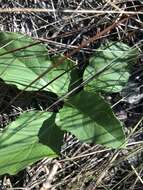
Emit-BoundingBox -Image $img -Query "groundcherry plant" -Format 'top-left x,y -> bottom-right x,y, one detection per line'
0,32 -> 139,175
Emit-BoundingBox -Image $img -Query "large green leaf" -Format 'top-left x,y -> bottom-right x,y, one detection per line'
0,111 -> 64,175
56,91 -> 125,148
84,42 -> 138,93
0,32 -> 73,95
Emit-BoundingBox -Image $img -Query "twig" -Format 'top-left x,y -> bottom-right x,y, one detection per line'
131,165 -> 143,185
0,8 -> 143,15
40,161 -> 61,190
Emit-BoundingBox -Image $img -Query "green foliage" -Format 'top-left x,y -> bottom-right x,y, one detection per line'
57,91 -> 125,148
0,32 -> 73,95
0,32 -> 139,175
0,111 -> 64,175
84,42 -> 138,92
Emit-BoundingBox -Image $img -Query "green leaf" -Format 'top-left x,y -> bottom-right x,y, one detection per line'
56,91 -> 125,148
0,111 -> 64,175
84,42 -> 139,93
0,32 -> 73,95
68,67 -> 84,95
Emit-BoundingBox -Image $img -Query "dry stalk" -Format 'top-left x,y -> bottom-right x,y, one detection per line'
0,8 -> 142,15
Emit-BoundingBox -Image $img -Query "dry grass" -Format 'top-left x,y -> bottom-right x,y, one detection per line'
0,0 -> 143,189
